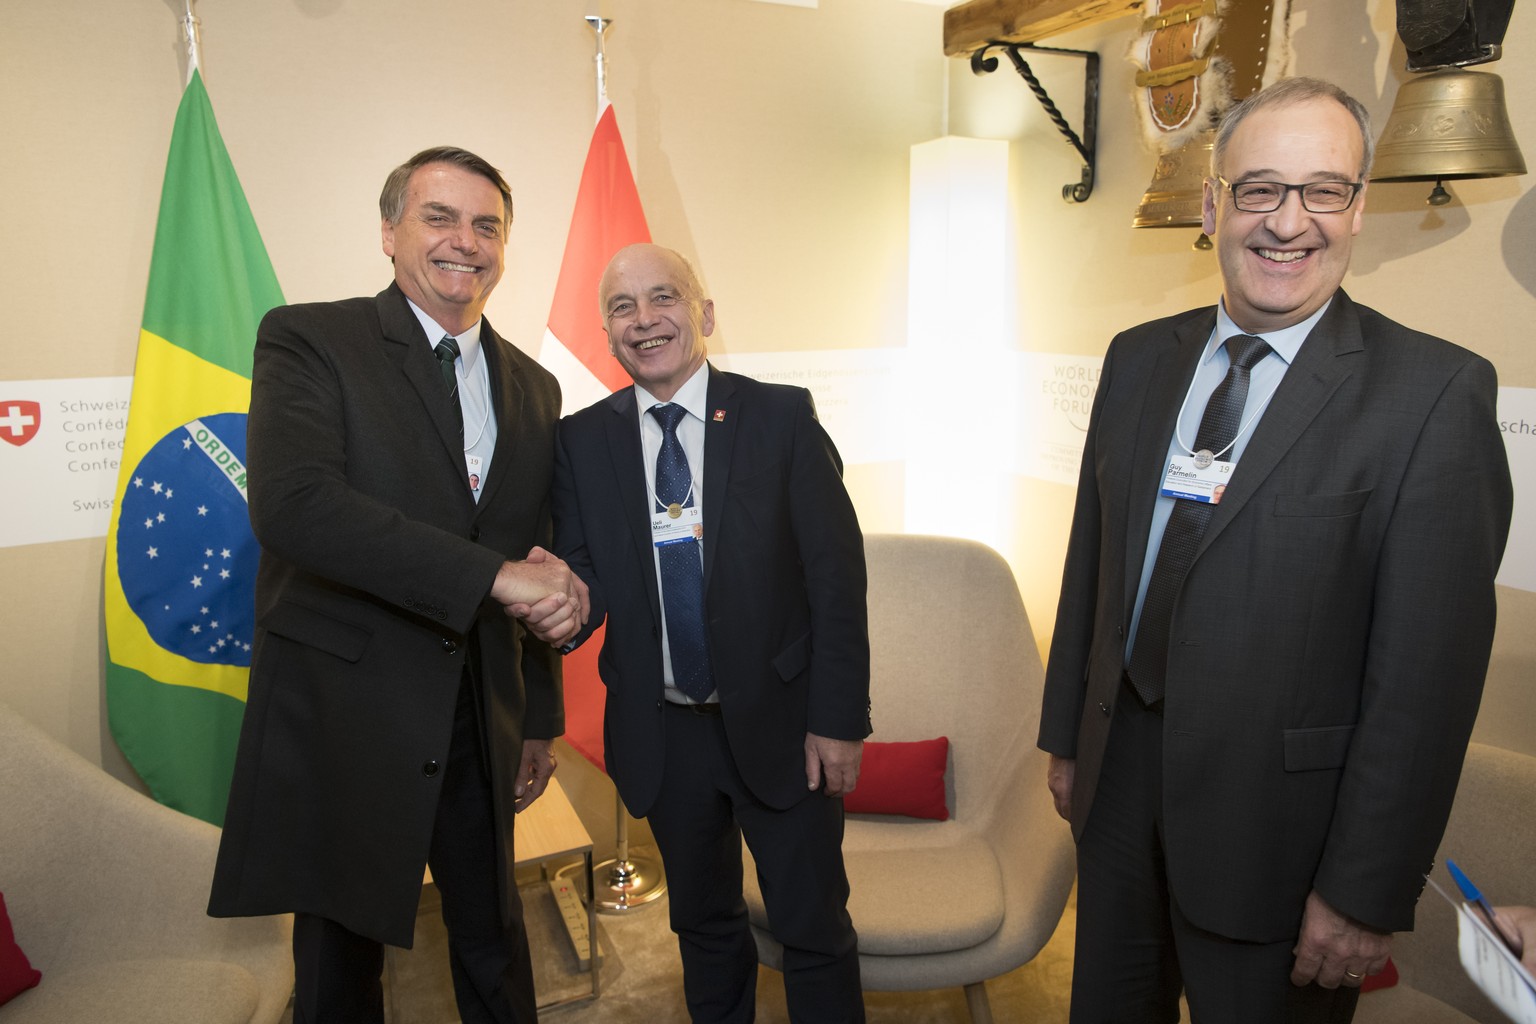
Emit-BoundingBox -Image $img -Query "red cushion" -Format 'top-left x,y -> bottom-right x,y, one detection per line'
0,892 -> 41,1006
1361,957 -> 1399,992
844,738 -> 950,821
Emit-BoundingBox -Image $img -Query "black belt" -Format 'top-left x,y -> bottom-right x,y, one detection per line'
665,700 -> 722,715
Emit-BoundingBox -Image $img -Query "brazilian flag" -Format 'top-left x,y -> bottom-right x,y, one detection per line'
104,70 -> 284,826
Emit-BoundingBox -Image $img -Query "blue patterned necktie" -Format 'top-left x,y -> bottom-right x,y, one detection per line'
434,337 -> 463,442
650,403 -> 714,702
1127,334 -> 1273,706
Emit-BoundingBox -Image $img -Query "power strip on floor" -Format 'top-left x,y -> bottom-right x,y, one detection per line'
548,877 -> 592,970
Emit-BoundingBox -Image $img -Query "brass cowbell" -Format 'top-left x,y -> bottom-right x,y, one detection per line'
1372,68 -> 1526,205
1132,130 -> 1216,250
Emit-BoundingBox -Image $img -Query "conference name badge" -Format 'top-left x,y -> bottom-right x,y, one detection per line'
652,503 -> 703,549
466,453 -> 484,496
1160,455 -> 1235,505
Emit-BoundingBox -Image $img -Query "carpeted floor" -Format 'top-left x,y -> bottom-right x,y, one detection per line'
368,848 -> 1077,1023
277,740 -> 1079,1022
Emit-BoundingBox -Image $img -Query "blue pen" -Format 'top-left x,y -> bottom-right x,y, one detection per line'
1447,858 -> 1525,958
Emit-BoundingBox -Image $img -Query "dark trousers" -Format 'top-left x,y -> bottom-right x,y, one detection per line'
1069,685 -> 1360,1024
292,674 -> 536,1024
645,703 -> 864,1024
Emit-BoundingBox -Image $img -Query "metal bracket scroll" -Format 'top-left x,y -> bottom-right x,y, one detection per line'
971,42 -> 1100,203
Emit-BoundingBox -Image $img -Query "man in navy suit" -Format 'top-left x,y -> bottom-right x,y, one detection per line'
1039,78 -> 1512,1022
548,243 -> 870,1022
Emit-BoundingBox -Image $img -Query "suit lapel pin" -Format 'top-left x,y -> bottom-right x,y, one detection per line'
712,409 -> 726,423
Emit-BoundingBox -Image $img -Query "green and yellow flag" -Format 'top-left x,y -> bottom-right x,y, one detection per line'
104,70 -> 284,825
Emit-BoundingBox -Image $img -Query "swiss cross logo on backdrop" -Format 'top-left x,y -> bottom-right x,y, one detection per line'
0,401 -> 41,446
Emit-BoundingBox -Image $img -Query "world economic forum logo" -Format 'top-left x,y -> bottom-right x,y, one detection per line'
116,412 -> 256,667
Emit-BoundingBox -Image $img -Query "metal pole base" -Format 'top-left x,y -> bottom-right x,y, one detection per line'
556,787 -> 666,911
586,854 -> 666,912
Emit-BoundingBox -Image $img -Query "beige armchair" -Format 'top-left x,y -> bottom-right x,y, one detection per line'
744,534 -> 1076,1023
0,703 -> 292,1024
1355,741 -> 1536,1024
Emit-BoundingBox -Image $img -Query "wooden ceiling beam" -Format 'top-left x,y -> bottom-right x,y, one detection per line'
943,0 -> 1144,57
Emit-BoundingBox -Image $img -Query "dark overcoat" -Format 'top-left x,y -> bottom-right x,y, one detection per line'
209,284 -> 563,947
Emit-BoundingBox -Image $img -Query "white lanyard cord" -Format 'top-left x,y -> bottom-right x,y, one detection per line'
459,374 -> 492,453
1172,356 -> 1283,460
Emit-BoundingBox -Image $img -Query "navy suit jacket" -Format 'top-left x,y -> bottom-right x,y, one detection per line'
1039,291 -> 1512,941
553,365 -> 871,817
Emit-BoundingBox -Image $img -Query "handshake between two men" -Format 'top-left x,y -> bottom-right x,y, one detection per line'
491,546 -> 591,647
489,547 -> 591,812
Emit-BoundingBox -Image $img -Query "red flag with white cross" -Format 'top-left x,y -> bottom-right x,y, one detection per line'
539,103 -> 653,772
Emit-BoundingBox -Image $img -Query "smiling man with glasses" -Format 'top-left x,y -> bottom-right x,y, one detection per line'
1039,77 -> 1512,1023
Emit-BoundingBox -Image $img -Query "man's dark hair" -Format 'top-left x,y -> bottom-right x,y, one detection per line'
379,147 -> 513,228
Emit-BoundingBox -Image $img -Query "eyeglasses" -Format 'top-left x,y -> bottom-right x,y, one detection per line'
1219,177 -> 1363,214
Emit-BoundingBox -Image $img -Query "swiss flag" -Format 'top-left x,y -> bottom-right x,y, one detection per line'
541,104 -> 652,772
540,104 -> 652,415
0,401 -> 41,447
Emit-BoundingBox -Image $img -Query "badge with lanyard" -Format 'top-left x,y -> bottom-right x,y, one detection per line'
1160,453 -> 1234,504
652,502 -> 703,548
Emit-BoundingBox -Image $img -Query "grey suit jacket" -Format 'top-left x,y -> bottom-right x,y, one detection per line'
1039,291 -> 1512,941
210,283 -> 563,947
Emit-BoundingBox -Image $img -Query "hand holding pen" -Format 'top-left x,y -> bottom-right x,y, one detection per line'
1448,859 -> 1532,970
1490,905 -> 1536,975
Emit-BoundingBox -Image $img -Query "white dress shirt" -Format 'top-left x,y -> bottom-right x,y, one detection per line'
406,299 -> 497,503
632,363 -> 713,703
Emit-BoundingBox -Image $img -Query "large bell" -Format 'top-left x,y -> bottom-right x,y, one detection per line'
1133,130 -> 1213,228
1372,68 -> 1526,202
1133,130 -> 1214,249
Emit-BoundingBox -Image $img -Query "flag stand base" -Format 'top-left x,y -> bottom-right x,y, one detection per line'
587,853 -> 666,912
557,791 -> 666,912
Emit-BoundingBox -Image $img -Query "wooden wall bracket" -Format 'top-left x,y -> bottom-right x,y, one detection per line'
944,0 -> 1143,57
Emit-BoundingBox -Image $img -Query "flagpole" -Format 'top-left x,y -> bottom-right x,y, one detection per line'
586,15 -> 611,115
567,11 -> 668,913
181,0 -> 201,86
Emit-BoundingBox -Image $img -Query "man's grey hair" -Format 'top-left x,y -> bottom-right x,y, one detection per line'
1213,77 -> 1374,180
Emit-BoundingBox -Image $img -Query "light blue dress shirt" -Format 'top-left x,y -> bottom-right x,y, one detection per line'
1123,299 -> 1331,663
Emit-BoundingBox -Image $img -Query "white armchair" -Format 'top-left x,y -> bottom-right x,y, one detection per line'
0,703 -> 292,1023
744,534 -> 1076,1023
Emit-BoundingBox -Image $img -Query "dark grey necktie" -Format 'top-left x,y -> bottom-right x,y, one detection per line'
1126,334 -> 1273,706
650,403 -> 714,703
434,337 -> 462,441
